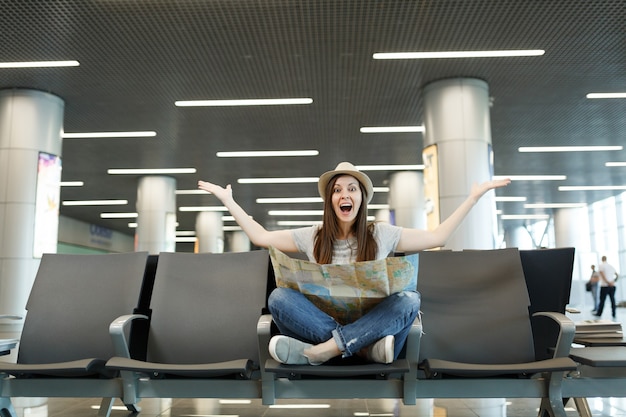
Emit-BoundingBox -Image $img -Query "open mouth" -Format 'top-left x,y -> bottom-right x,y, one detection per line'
340,203 -> 353,213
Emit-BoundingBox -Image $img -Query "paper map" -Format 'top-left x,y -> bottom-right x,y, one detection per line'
269,246 -> 419,324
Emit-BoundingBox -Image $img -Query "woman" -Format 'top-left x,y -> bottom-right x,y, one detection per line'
198,162 -> 510,365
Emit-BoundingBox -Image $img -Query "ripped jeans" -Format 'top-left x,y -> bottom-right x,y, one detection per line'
268,287 -> 421,359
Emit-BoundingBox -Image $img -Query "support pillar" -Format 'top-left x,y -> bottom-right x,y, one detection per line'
388,171 -> 426,228
195,211 -> 224,253
422,78 -> 497,250
555,207 -> 591,307
135,176 -> 176,254
228,230 -> 250,252
0,89 -> 64,325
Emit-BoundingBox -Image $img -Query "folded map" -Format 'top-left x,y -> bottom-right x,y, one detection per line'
269,246 -> 419,324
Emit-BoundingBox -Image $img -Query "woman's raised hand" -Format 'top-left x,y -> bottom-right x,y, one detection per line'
469,178 -> 511,203
198,180 -> 233,203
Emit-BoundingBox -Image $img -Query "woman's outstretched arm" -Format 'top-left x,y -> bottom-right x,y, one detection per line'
198,180 -> 299,252
395,178 -> 511,252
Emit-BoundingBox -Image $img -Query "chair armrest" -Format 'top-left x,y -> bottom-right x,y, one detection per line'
532,311 -> 576,358
257,314 -> 273,371
109,314 -> 149,358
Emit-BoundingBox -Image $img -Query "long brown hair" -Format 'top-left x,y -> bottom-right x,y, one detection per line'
313,174 -> 378,264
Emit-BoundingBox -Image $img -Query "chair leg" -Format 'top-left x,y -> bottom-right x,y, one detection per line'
573,397 -> 592,417
0,398 -> 16,417
97,398 -> 114,417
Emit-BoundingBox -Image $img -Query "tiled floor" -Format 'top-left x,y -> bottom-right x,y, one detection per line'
10,396 -> 626,417
6,307 -> 626,417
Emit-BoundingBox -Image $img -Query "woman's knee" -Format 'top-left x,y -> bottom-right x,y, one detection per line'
393,290 -> 421,314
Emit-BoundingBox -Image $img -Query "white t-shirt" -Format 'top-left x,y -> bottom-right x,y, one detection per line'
290,223 -> 403,264
598,261 -> 618,287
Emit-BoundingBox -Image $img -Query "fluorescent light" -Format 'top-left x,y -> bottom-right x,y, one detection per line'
269,210 -> 324,216
223,225 -> 243,231
175,98 -> 313,107
357,165 -> 424,171
179,206 -> 229,212
374,186 -> 390,193
524,203 -> 586,209
62,131 -> 156,138
495,196 -> 527,202
501,214 -> 550,220
373,50 -> 545,59
128,223 -> 137,228
60,181 -> 84,187
606,162 -> 626,167
176,189 -> 209,195
175,237 -> 197,243
63,200 -> 128,206
559,185 -> 626,191
360,126 -> 424,133
176,231 -> 196,236
257,197 -> 323,204
586,93 -> 626,99
519,146 -> 622,152
493,175 -> 566,181
107,168 -> 196,175
369,204 -> 390,209
100,212 -> 138,219
217,150 -> 319,157
277,220 -> 323,226
0,60 -> 80,68
237,177 -> 318,184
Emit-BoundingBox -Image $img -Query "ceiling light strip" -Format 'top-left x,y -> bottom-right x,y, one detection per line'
60,181 -> 84,187
108,168 -> 196,175
62,131 -> 156,138
269,210 -> 324,216
179,206 -> 229,212
495,196 -> 527,202
357,165 -> 424,171
519,146 -> 622,152
257,197 -> 323,204
524,203 -> 586,208
500,214 -> 551,220
100,212 -> 138,219
605,162 -> 626,167
373,50 -> 545,60
586,93 -> 626,99
237,177 -> 318,184
0,60 -> 80,68
559,185 -> 626,191
62,200 -> 128,206
217,150 -> 319,157
360,126 -> 424,133
493,175 -> 566,181
175,98 -> 313,107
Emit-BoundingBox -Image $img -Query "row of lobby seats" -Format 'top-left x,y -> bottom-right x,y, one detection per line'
0,246 -> 621,417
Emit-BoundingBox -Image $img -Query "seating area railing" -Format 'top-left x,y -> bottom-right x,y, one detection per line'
0,247 -> 620,417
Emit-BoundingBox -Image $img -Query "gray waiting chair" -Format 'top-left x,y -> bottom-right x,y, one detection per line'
413,248 -> 577,417
259,251 -> 420,406
0,252 -> 150,417
106,250 -> 270,406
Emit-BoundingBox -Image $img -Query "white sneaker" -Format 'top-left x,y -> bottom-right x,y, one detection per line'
366,335 -> 394,364
268,335 -> 314,365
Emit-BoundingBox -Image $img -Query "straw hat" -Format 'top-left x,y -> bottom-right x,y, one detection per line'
318,162 -> 374,203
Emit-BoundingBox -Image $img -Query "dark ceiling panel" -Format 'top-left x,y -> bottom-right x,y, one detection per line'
0,0 -> 624,246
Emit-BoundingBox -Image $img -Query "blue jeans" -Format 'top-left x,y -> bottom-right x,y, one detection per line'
268,287 -> 421,359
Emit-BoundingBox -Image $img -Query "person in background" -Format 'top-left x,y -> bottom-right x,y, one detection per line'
595,255 -> 619,319
198,162 -> 510,365
588,265 -> 600,313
